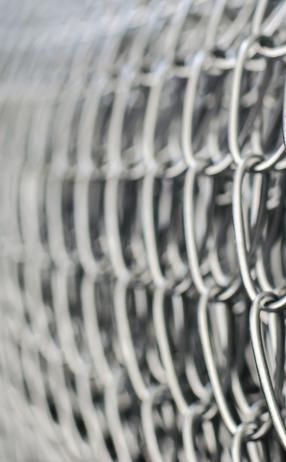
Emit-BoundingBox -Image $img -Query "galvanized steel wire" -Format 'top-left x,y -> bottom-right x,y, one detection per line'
1,0 -> 286,460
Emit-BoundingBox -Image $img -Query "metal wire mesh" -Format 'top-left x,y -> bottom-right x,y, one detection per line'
1,0 -> 286,460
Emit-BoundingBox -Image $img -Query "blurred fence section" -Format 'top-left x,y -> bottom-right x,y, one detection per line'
1,1 -> 286,461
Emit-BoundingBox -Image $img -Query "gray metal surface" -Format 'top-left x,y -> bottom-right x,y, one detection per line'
1,0 -> 286,460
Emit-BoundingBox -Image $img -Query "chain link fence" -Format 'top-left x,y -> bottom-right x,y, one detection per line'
1,0 -> 286,460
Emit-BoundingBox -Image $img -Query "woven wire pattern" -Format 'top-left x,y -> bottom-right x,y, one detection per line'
1,0 -> 286,460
